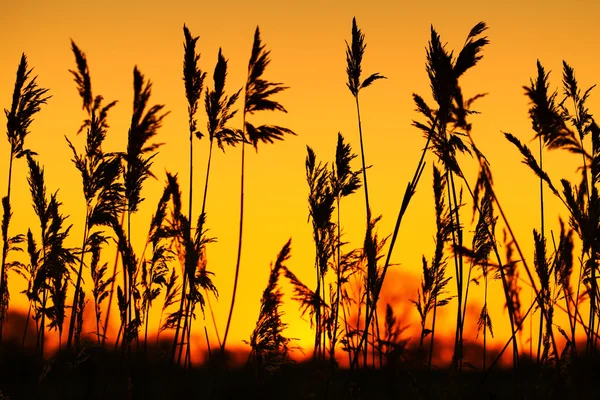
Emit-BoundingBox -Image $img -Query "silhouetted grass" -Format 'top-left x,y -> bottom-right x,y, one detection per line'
1,17 -> 600,400
0,54 -> 50,343
65,40 -> 122,350
345,17 -> 386,367
171,24 -> 206,367
221,25 -> 295,353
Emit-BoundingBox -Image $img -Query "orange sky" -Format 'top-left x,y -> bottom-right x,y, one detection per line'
1,0 -> 600,365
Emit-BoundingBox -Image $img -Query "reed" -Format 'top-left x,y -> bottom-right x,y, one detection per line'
411,165 -> 452,369
176,44 -> 241,365
0,54 -> 50,342
25,154 -> 75,354
65,41 -> 123,349
247,239 -> 294,379
345,17 -> 386,365
119,65 -> 167,350
222,26 -> 295,352
171,24 -> 206,365
330,133 -> 361,364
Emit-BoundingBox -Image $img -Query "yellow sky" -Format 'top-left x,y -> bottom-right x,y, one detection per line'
1,0 -> 600,364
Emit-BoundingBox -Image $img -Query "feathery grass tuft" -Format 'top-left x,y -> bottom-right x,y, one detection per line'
222,25 -> 295,352
248,239 -> 295,375
66,41 -> 123,349
0,54 -> 50,341
345,17 -> 386,97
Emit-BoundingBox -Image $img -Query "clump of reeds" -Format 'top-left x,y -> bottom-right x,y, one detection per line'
411,165 -> 452,369
65,40 -> 124,349
25,154 -> 76,354
305,145 -> 336,360
160,173 -> 217,366
411,22 -> 491,371
139,173 -> 178,356
471,186 -> 497,369
172,31 -> 242,364
285,138 -> 363,367
505,59 -> 598,361
116,65 -> 168,350
0,54 -> 50,342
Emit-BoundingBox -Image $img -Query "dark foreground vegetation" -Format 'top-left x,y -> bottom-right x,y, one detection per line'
0,15 -> 599,400
1,337 -> 600,399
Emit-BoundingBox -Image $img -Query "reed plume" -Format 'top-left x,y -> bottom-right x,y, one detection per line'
65,40 -> 123,349
119,65 -> 168,348
345,17 -> 386,364
305,145 -> 335,359
248,239 -> 294,377
26,154 -> 75,354
141,173 -> 177,356
411,165 -> 452,369
222,26 -> 295,352
329,133 -> 361,363
171,24 -> 206,364
0,54 -> 50,341
175,44 -> 242,364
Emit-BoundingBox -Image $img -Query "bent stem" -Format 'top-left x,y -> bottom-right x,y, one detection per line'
222,114 -> 246,352
350,117 -> 436,370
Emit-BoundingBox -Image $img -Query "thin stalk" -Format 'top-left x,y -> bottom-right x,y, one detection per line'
172,123 -> 195,363
374,307 -> 383,368
38,245 -> 48,357
22,301 -> 32,347
204,325 -> 212,361
313,256 -> 321,359
67,213 -> 89,349
448,170 -> 464,371
428,291 -> 439,371
570,93 -> 595,353
201,141 -> 214,221
144,293 -> 151,357
94,292 -> 101,344
461,260 -> 474,334
331,199 -> 342,364
483,274 -> 488,370
103,211 -> 125,347
206,291 -> 221,347
354,94 -> 372,368
461,174 -> 522,369
117,212 -> 129,352
530,288 -> 533,359
221,114 -> 246,352
354,96 -> 371,216
551,231 -> 577,356
417,313 -> 426,367
467,131 -> 557,361
341,297 -> 352,366
536,136 -> 544,364
125,210 -> 132,350
350,117 -> 437,371
177,289 -> 190,366
322,274 -> 327,360
0,154 -> 14,341
179,139 -> 215,365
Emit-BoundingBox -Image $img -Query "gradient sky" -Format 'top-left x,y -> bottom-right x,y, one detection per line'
1,0 -> 599,364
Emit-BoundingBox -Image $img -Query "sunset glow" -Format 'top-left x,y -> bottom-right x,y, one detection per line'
1,0 -> 600,376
